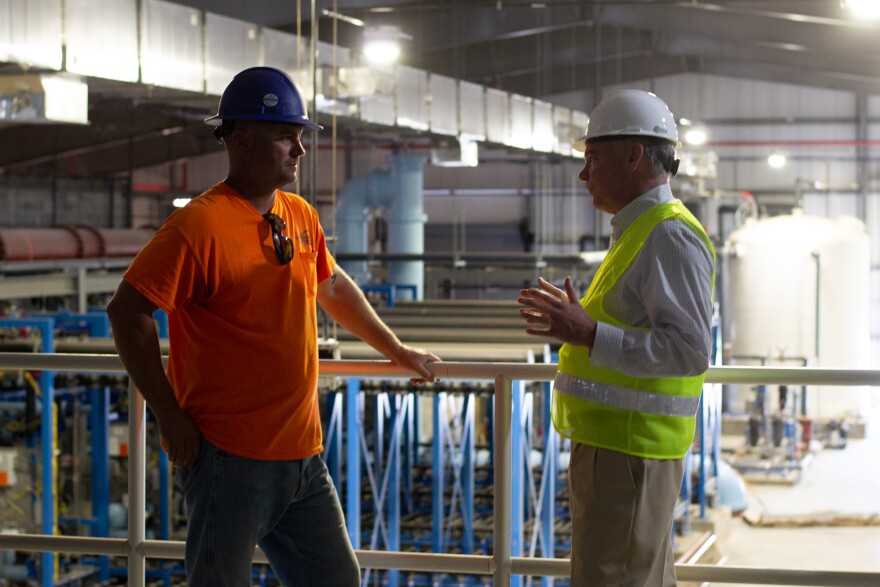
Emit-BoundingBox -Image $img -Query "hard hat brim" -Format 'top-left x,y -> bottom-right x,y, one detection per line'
571,133 -> 681,152
203,113 -> 323,132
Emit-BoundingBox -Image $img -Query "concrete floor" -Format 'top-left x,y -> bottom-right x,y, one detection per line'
713,413 -> 880,586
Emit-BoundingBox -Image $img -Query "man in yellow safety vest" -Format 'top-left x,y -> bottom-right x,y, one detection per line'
518,89 -> 716,587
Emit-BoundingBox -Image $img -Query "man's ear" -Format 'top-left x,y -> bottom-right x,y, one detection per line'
227,126 -> 250,152
627,141 -> 645,171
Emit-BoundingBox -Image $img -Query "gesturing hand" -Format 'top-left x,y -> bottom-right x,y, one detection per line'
517,276 -> 597,347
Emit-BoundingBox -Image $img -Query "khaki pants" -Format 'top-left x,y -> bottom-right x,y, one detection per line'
568,443 -> 684,587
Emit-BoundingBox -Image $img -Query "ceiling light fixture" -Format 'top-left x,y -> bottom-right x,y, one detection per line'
684,127 -> 708,146
767,153 -> 787,169
362,25 -> 407,65
842,0 -> 880,19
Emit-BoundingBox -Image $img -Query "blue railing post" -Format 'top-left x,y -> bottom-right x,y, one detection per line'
462,393 -> 475,554
387,395 -> 402,587
346,378 -> 362,547
324,392 -> 343,495
89,384 -> 111,582
541,378 -> 556,587
431,392 -> 446,554
511,380 -> 524,587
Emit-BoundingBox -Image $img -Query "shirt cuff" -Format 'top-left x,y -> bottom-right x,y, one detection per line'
590,321 -> 624,369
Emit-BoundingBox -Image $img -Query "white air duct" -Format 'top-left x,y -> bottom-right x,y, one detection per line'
0,74 -> 88,125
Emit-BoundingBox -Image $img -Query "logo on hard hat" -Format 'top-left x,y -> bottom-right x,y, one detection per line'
263,93 -> 279,108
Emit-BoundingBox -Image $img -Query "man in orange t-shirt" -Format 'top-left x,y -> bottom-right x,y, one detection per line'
107,67 -> 440,587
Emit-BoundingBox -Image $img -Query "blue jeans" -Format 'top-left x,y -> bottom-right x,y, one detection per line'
175,439 -> 361,586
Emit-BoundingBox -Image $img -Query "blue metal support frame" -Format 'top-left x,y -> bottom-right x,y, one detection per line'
345,378 -> 362,548
510,380 -> 524,587
540,379 -> 557,587
0,318 -> 55,586
152,310 -> 169,338
335,369 -> 555,586
32,311 -> 109,338
461,394 -> 475,554
431,393 -> 445,555
324,392 -> 344,495
402,394 -> 415,515
359,284 -> 418,307
157,443 -> 172,587
88,385 -> 111,582
357,390 -> 413,587
373,394 -> 386,512
387,395 -> 402,587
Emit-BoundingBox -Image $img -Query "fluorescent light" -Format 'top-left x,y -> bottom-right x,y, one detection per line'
363,25 -> 404,65
363,40 -> 400,64
843,0 -> 880,19
321,9 -> 365,27
684,128 -> 707,146
767,153 -> 786,169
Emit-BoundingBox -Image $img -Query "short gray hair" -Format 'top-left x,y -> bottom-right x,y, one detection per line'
614,138 -> 677,177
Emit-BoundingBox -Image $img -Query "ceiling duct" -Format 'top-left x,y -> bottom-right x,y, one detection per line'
0,74 -> 89,125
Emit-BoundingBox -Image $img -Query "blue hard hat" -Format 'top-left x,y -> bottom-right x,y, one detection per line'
205,66 -> 322,131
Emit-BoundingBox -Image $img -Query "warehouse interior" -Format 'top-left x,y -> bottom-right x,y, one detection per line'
0,0 -> 879,585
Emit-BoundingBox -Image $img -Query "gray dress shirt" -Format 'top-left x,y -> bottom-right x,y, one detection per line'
588,184 -> 716,378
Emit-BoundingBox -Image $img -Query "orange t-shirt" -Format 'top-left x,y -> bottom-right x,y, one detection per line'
123,182 -> 335,460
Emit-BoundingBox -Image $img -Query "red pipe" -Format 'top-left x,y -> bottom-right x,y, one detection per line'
0,226 -> 155,261
132,161 -> 189,193
706,140 -> 880,148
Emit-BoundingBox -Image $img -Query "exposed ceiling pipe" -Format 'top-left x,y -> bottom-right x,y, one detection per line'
706,139 -> 880,147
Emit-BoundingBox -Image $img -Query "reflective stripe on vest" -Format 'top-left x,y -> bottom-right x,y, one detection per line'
554,372 -> 701,417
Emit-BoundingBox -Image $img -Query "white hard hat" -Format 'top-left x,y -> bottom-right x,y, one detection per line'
572,89 -> 678,152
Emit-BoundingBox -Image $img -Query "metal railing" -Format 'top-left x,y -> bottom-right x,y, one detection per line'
0,352 -> 879,586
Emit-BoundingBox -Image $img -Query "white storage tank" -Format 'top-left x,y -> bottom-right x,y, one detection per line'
724,211 -> 871,419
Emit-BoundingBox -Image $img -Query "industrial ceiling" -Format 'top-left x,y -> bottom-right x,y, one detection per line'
1,0 -> 878,181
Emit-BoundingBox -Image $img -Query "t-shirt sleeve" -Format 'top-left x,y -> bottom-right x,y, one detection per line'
123,219 -> 208,313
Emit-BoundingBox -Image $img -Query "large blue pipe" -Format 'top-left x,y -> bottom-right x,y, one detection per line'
334,154 -> 427,299
386,154 -> 427,301
335,169 -> 394,284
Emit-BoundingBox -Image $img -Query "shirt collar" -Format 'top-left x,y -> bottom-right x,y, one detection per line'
610,184 -> 674,244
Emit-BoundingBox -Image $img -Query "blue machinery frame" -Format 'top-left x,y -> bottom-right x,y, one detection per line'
0,317 -> 56,586
0,312 -> 175,586
325,372 -> 721,586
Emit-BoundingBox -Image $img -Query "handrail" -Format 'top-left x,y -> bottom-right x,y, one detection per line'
1,352 -> 880,386
0,351 -> 878,587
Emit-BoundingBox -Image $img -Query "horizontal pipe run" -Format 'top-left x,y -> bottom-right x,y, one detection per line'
355,551 -> 494,575
4,535 -> 493,575
0,353 -> 127,372
675,564 -> 880,587
3,534 -> 879,586
707,366 -> 880,386
0,354 -> 879,387
0,535 -> 129,556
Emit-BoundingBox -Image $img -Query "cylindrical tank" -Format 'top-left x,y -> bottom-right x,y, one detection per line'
724,212 -> 871,419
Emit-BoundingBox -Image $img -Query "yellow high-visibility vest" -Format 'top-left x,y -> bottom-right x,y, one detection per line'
553,199 -> 715,459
